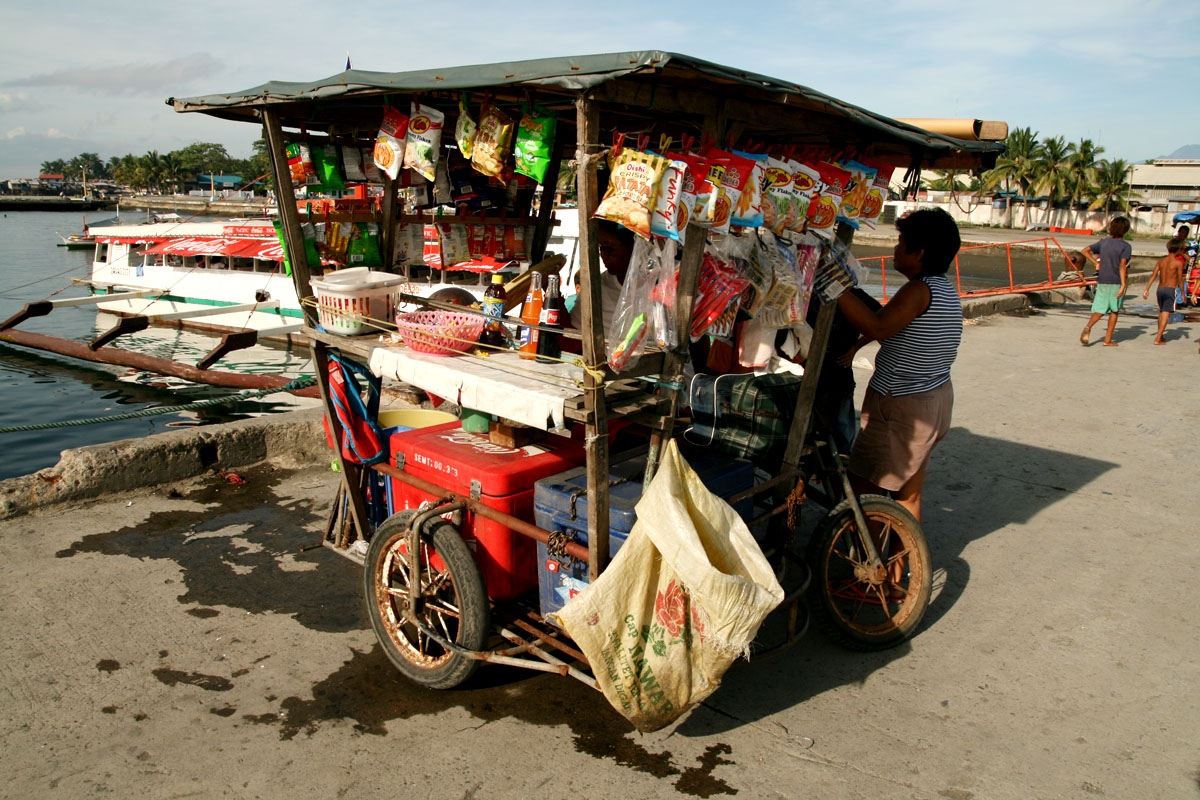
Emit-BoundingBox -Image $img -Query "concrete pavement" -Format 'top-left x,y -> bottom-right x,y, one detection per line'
0,302 -> 1197,799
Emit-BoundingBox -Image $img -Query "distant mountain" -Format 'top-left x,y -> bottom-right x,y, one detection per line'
1160,144 -> 1200,160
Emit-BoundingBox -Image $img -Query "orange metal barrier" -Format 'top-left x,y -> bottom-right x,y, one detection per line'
857,237 -> 1094,300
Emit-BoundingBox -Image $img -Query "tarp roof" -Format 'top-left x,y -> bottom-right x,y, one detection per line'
170,51 -> 1003,171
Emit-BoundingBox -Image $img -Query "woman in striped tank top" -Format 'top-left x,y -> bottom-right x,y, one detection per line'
835,208 -> 962,523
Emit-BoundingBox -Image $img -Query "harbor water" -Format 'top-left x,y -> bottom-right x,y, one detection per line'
0,211 -> 315,482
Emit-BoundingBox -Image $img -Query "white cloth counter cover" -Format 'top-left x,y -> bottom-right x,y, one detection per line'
369,346 -> 585,430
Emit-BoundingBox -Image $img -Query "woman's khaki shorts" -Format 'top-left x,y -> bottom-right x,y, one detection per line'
849,381 -> 953,492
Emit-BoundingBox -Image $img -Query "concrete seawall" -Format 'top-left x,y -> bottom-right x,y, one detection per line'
0,409 -> 330,519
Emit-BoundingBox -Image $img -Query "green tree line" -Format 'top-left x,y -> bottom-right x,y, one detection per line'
40,141 -> 272,193
928,127 -> 1137,227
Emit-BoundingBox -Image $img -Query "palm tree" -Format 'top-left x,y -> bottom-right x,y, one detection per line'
160,153 -> 183,195
926,169 -> 979,192
1091,159 -> 1137,216
1034,136 -> 1072,225
983,127 -> 1043,228
1065,138 -> 1104,212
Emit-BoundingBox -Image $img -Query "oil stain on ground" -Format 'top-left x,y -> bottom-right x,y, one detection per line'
241,644 -> 737,797
53,466 -> 362,633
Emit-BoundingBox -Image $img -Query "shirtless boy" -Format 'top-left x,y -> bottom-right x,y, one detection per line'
1142,238 -> 1186,344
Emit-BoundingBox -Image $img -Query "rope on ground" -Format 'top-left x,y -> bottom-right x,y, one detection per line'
0,376 -> 317,433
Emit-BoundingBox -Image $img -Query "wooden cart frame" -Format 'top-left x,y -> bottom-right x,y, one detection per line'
172,51 -> 1003,686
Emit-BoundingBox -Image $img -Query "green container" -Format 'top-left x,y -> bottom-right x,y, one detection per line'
459,408 -> 492,434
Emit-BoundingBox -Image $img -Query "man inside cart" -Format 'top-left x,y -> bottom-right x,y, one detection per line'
566,220 -> 633,346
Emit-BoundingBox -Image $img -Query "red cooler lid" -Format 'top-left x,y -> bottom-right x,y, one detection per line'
390,422 -> 586,498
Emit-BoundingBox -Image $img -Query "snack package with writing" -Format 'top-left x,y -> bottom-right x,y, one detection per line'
312,144 -> 346,192
670,152 -> 716,229
731,151 -> 768,228
691,236 -> 751,338
403,103 -> 445,183
373,106 -> 409,181
421,224 -> 442,269
285,143 -> 318,188
858,162 -> 895,231
787,161 -> 820,235
341,146 -> 367,183
762,158 -> 795,235
756,240 -> 797,329
472,104 -> 515,185
513,106 -> 557,184
455,95 -> 477,160
360,146 -> 382,183
703,149 -> 755,234
835,160 -> 877,229
789,234 -> 821,322
650,158 -> 689,243
806,162 -> 852,240
739,231 -> 776,317
346,222 -> 382,268
594,149 -> 668,240
813,236 -> 859,302
438,223 -> 471,268
319,221 -> 353,264
393,222 -> 422,266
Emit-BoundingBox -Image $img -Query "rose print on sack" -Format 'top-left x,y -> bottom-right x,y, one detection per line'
655,580 -> 687,638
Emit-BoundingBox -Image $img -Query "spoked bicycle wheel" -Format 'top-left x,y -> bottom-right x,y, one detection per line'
364,510 -> 489,689
807,494 -> 932,651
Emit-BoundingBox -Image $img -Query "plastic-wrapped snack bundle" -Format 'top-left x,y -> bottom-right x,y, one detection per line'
812,237 -> 859,302
650,238 -> 679,349
691,236 -> 751,338
607,237 -> 659,372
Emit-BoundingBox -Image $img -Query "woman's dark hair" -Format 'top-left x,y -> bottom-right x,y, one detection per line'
1108,217 -> 1130,237
894,208 -> 960,275
596,218 -> 635,246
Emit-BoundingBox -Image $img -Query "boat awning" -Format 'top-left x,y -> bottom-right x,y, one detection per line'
95,236 -> 161,245
142,237 -> 284,260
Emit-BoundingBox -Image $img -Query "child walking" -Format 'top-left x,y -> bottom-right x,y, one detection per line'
1142,238 -> 1186,344
1080,217 -> 1132,347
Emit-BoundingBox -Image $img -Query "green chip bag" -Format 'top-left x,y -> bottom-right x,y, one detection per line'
311,144 -> 346,192
346,222 -> 382,268
513,107 -> 557,184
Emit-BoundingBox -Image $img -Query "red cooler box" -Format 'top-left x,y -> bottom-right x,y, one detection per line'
388,422 -> 586,601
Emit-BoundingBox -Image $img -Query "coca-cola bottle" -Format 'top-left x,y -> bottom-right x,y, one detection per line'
536,275 -> 564,364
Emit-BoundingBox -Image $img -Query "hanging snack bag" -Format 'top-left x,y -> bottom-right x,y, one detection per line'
455,95 -> 477,160
787,161 -> 820,235
341,146 -> 367,183
313,144 -> 346,192
858,162 -> 895,231
346,222 -> 382,268
788,235 -> 821,324
762,158 -> 795,234
514,106 -> 557,184
704,149 -> 755,234
835,160 -> 877,229
671,152 -> 717,229
438,223 -> 471,268
393,222 -> 422,266
360,146 -> 382,183
806,161 -> 853,240
285,143 -> 318,188
739,231 -> 776,317
373,106 -> 409,180
691,237 -> 751,338
731,151 -> 768,228
594,149 -> 668,240
403,103 -> 445,183
650,158 -> 689,243
472,104 -> 515,184
607,237 -> 659,372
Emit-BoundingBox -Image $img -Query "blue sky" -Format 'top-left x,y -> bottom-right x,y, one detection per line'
2,0 -> 1197,178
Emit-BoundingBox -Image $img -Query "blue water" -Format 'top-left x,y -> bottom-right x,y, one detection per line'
0,210 -> 315,481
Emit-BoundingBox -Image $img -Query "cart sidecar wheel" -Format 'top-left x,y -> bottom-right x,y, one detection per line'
364,510 -> 489,689
807,495 -> 932,651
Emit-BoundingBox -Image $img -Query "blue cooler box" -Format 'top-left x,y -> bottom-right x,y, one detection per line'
533,449 -> 755,618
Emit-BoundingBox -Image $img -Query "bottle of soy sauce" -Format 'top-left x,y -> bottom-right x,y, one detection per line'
536,275 -> 564,364
479,273 -> 506,348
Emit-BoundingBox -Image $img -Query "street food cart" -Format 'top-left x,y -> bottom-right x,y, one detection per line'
171,52 -> 1002,717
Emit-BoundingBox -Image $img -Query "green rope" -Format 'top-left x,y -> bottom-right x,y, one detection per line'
0,376 -> 317,433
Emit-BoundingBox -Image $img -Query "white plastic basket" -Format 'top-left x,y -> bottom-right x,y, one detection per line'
311,268 -> 404,336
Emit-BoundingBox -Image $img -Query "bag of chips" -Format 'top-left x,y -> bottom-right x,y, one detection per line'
703,149 -> 755,235
650,159 -> 689,243
787,161 -> 820,235
373,106 -> 409,181
594,149 -> 668,240
341,146 -> 367,183
313,144 -> 346,192
731,151 -> 767,228
835,160 -> 877,229
473,104 -> 515,184
858,162 -> 895,231
671,152 -> 717,229
286,143 -> 318,188
360,146 -> 382,183
455,95 -> 477,160
346,222 -> 382,268
806,162 -> 852,240
393,222 -> 422,266
762,158 -> 794,235
514,106 -> 557,184
404,103 -> 445,183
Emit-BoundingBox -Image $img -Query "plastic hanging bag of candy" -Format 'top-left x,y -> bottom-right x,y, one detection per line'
806,162 -> 853,240
739,230 -> 776,317
472,103 -> 515,184
731,151 -> 768,228
514,105 -> 557,184
835,160 -> 877,229
404,102 -> 445,183
455,94 -> 477,160
649,238 -> 679,349
286,143 -> 318,188
373,106 -> 409,181
691,235 -> 751,338
789,234 -> 822,320
594,148 -> 667,241
607,237 -> 659,372
650,158 -> 689,244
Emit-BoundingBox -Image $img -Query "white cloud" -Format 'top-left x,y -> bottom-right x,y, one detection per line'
6,127 -> 28,139
2,54 -> 224,95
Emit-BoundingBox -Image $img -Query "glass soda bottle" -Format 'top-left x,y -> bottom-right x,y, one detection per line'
536,275 -> 563,364
479,273 -> 506,348
519,272 -> 544,360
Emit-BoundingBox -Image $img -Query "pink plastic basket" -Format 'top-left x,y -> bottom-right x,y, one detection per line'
394,310 -> 485,356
